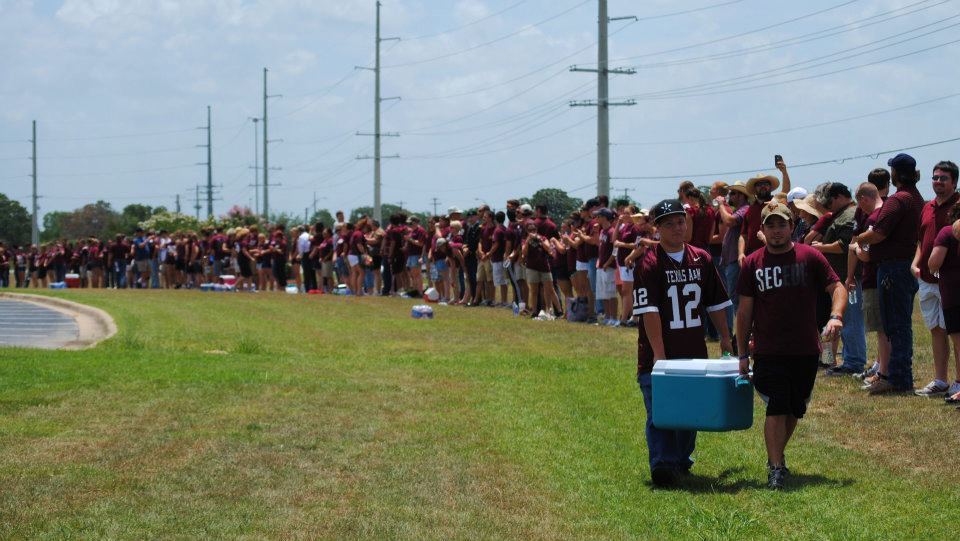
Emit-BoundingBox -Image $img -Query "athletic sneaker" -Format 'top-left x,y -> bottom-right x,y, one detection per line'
865,377 -> 896,395
948,381 -> 960,397
767,464 -> 787,490
860,374 -> 881,390
914,380 -> 949,397
855,362 -> 879,381
825,366 -> 860,377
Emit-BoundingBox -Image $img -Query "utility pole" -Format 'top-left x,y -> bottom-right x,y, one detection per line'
262,68 -> 282,221
249,117 -> 260,215
396,200 -> 405,211
196,106 -> 214,218
570,0 -> 636,198
430,197 -> 440,216
175,194 -> 181,214
357,0 -> 400,224
304,207 -> 309,224
615,187 -> 635,201
30,120 -> 38,246
194,185 -> 201,220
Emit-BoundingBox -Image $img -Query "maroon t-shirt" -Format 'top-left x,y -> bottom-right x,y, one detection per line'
583,220 -> 600,260
491,225 -> 508,262
737,243 -> 840,356
687,206 -> 716,250
598,226 -> 615,265
405,226 -> 426,257
853,207 -> 881,290
479,224 -> 496,253
110,241 -> 128,261
616,223 -> 639,266
935,226 -> 960,309
811,212 -> 835,235
318,238 -> 333,261
918,192 -> 959,284
872,184 -> 924,261
524,236 -> 551,272
349,230 -> 366,255
632,244 -> 731,375
740,201 -> 765,255
535,217 -> 559,239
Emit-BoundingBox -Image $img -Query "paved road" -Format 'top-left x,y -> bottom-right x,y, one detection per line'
0,299 -> 79,349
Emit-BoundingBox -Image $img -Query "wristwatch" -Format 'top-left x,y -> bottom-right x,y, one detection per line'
829,314 -> 843,322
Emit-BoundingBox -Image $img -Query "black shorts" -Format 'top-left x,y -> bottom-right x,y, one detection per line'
752,355 -> 819,419
945,305 -> 960,335
175,260 -> 185,271
238,258 -> 253,278
551,265 -> 570,282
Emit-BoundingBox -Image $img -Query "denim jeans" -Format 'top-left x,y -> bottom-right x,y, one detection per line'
114,261 -> 127,288
638,372 -> 696,473
150,259 -> 160,289
839,279 -> 867,371
877,261 -> 918,390
720,262 -> 740,332
587,258 -> 600,314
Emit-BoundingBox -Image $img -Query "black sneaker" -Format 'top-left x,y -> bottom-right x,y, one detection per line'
825,366 -> 860,377
651,467 -> 675,488
767,465 -> 787,490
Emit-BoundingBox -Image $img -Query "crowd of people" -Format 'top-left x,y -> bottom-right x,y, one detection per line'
3,153 -> 959,489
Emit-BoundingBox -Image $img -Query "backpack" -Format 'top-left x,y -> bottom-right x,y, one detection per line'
566,297 -> 589,323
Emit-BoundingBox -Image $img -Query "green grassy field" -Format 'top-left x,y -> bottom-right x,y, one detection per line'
1,290 -> 958,540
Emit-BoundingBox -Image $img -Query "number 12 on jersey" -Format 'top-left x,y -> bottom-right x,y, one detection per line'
666,283 -> 701,330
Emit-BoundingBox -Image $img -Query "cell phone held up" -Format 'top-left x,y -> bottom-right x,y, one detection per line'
774,154 -> 783,167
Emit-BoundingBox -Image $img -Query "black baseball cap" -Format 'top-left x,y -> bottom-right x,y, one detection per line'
592,207 -> 615,220
887,153 -> 916,174
650,199 -> 686,224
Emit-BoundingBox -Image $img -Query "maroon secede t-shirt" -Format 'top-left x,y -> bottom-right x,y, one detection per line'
632,244 -> 731,375
737,243 -> 839,357
934,225 -> 960,309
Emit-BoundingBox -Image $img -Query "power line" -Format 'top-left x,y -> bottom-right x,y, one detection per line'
425,148 -> 596,193
404,0 -> 528,40
613,92 -> 960,146
380,0 -> 592,69
618,35 -> 960,101
607,0 -> 860,64
631,0 -> 744,22
41,164 -> 196,178
624,0 -> 948,70
611,134 -> 960,180
623,17 -> 960,100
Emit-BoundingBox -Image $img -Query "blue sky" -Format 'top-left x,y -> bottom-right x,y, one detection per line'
1,0 -> 958,223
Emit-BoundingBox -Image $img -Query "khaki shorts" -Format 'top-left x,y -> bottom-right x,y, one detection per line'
863,287 -> 882,333
919,280 -> 945,330
525,268 -> 552,284
136,260 -> 150,273
320,261 -> 334,278
476,259 -> 493,282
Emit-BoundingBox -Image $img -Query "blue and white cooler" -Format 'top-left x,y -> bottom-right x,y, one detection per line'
651,358 -> 754,432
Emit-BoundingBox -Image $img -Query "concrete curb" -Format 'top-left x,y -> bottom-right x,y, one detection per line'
0,292 -> 118,350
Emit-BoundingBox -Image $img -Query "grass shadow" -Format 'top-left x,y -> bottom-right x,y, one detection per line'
652,467 -> 855,493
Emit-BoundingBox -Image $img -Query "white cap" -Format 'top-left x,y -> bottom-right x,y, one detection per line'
786,187 -> 808,203
519,203 -> 533,213
447,206 -> 462,215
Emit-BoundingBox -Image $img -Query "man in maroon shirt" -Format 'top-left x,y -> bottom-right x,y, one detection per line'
737,201 -> 845,490
489,211 -> 510,305
632,199 -> 733,487
739,174 -> 779,264
911,160 -> 960,397
857,153 -> 925,393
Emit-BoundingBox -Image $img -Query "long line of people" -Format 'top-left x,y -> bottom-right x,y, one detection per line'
2,154 -> 959,404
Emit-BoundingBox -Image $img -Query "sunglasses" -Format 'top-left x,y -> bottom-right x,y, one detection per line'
932,174 -> 953,181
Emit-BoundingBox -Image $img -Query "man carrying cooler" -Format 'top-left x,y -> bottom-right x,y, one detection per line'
633,199 -> 733,488
737,201 -> 846,490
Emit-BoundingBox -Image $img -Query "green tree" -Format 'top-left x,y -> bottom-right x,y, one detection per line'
308,209 -> 335,228
526,188 -> 583,220
348,204 -> 421,224
41,210 -> 70,242
0,193 -> 31,246
220,206 -> 262,229
61,200 -> 120,240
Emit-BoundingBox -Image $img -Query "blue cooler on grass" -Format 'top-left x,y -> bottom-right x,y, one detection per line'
651,359 -> 753,432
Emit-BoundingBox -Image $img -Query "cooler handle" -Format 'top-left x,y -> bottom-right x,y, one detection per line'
735,374 -> 752,388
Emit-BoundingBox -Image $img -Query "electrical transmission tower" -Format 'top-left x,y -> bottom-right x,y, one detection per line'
570,0 -> 636,199
248,117 -> 260,215
431,197 -> 440,216
357,0 -> 400,224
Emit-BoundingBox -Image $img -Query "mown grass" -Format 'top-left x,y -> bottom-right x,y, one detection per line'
0,290 -> 957,540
